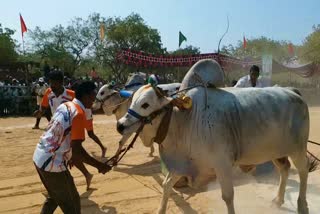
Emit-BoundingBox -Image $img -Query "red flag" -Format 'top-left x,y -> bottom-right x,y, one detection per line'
288,43 -> 294,55
243,36 -> 247,49
20,14 -> 27,37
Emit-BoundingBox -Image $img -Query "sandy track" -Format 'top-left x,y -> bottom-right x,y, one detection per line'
0,108 -> 319,214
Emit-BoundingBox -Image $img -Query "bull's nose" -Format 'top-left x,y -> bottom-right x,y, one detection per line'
117,122 -> 125,134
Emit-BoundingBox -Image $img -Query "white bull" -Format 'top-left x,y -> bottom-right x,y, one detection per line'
93,82 -> 181,158
117,83 -> 310,214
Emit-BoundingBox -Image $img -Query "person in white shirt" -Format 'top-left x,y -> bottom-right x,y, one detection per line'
32,77 -> 50,129
234,65 -> 270,88
33,81 -> 111,214
33,70 -> 76,119
234,65 -> 274,175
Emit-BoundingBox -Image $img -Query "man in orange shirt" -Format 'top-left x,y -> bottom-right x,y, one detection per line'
35,72 -> 107,190
33,81 -> 111,214
70,82 -> 107,190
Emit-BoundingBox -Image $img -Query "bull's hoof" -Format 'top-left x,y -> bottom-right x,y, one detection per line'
298,198 -> 309,214
86,174 -> 93,191
272,196 -> 284,207
173,177 -> 188,188
157,208 -> 166,214
298,206 -> 309,214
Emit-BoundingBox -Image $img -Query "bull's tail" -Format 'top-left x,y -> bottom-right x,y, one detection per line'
307,151 -> 320,172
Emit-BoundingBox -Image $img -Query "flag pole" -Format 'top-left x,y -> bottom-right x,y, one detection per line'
20,13 -> 27,83
178,33 -> 180,82
178,45 -> 180,82
22,36 -> 25,55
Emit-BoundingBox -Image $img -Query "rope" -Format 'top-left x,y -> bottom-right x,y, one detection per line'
170,84 -> 204,97
101,98 -> 129,110
308,140 -> 320,146
130,174 -> 162,194
307,150 -> 320,162
106,123 -> 145,167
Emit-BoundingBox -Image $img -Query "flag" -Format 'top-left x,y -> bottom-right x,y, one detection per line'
100,23 -> 105,41
20,14 -> 27,38
179,31 -> 187,47
243,36 -> 247,49
288,43 -> 294,55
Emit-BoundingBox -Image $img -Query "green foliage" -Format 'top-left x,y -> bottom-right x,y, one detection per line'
94,13 -> 166,82
221,36 -> 292,62
170,45 -> 200,55
3,12 -> 318,84
301,25 -> 320,63
27,13 -> 165,82
0,24 -> 18,65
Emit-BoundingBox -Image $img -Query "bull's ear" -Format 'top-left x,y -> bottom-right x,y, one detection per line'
157,87 -> 169,96
153,86 -> 165,98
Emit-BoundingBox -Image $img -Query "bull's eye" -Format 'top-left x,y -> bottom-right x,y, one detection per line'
141,103 -> 149,109
100,91 -> 105,96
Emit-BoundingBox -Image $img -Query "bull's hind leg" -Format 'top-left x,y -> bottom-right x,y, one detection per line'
272,157 -> 291,207
290,153 -> 309,214
157,172 -> 181,214
214,160 -> 235,214
149,144 -> 155,157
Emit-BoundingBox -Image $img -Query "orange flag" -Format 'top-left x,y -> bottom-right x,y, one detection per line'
100,23 -> 105,41
243,36 -> 247,49
20,14 -> 27,38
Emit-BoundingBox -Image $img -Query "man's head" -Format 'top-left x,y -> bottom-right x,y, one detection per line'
249,65 -> 260,87
49,70 -> 64,95
75,81 -> 97,108
38,77 -> 45,86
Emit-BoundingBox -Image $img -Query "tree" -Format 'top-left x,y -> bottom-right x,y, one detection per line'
0,24 -> 18,65
221,37 -> 291,62
170,45 -> 200,55
95,13 -> 166,82
301,25 -> 320,63
156,45 -> 201,82
28,25 -> 76,74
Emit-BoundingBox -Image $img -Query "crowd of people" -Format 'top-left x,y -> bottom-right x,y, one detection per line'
0,65 -> 107,116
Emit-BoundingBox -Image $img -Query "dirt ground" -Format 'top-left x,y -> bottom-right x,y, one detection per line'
0,108 -> 320,214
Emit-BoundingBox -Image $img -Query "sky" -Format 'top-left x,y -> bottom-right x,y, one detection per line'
1,0 -> 319,53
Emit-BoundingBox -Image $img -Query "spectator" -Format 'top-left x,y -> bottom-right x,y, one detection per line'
32,77 -> 50,129
89,67 -> 98,79
234,65 -> 270,88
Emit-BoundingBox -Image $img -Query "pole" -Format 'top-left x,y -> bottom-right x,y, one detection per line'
22,38 -> 25,55
22,34 -> 28,85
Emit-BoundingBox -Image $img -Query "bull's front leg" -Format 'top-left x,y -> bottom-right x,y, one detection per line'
157,171 -> 181,214
112,134 -> 131,166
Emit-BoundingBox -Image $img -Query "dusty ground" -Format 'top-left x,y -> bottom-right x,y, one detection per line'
0,108 -> 320,214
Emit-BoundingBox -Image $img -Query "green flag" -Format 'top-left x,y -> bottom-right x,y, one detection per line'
179,31 -> 187,47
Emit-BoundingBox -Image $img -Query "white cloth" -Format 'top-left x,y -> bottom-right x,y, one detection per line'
84,108 -> 93,121
234,75 -> 270,88
35,84 -> 48,105
43,88 -> 74,115
33,99 -> 86,172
